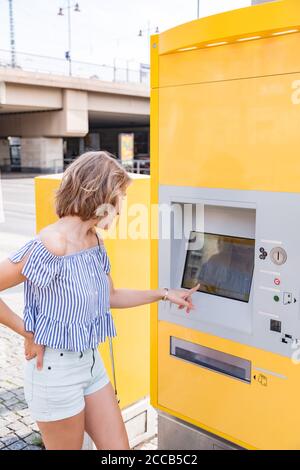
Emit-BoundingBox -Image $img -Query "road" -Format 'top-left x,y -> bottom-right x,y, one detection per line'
0,174 -> 36,239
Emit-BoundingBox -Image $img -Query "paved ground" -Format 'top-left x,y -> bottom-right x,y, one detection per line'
0,174 -> 47,449
0,174 -> 157,450
0,328 -> 44,450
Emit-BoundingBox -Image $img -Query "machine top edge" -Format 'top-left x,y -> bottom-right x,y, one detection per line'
152,0 -> 300,56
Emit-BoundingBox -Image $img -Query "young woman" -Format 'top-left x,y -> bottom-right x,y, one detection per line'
0,151 -> 199,450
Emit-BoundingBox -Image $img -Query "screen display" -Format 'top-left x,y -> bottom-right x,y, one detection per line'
181,232 -> 255,302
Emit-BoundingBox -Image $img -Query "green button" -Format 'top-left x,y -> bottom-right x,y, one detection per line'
274,295 -> 280,302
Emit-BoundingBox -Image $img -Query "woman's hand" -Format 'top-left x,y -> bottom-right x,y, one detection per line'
24,332 -> 45,370
108,274 -> 200,311
164,283 -> 200,314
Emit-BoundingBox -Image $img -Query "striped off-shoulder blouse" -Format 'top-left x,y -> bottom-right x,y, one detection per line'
8,233 -> 117,352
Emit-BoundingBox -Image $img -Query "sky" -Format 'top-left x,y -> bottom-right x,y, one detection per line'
0,0 -> 252,70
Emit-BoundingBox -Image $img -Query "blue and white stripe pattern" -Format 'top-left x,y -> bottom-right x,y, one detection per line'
8,235 -> 117,352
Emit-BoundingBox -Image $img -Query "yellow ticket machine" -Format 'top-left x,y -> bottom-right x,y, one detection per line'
150,0 -> 300,450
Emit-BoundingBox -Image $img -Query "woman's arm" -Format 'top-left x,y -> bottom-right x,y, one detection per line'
108,274 -> 199,313
0,257 -> 44,368
0,258 -> 31,338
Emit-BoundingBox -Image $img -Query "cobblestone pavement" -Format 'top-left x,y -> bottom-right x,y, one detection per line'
0,327 -> 43,450
134,436 -> 158,451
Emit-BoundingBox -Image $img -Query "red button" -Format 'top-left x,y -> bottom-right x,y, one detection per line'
274,278 -> 281,286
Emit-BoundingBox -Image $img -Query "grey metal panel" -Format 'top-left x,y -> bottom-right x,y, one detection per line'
158,185 -> 300,359
252,0 -> 277,4
157,412 -> 242,450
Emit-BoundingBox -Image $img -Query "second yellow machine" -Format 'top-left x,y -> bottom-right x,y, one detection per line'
150,0 -> 300,450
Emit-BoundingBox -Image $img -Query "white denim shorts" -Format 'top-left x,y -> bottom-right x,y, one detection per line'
24,346 -> 110,422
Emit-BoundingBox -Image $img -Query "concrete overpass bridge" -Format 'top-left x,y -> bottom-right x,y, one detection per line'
0,68 -> 149,172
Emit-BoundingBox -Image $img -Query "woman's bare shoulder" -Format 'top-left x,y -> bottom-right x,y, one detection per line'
37,225 -> 67,257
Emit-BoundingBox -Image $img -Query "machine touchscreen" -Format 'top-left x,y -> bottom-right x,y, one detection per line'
181,232 -> 255,302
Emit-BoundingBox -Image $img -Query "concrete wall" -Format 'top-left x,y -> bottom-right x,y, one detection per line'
21,138 -> 63,172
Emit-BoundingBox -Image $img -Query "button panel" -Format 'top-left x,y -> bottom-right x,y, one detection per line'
257,241 -> 299,352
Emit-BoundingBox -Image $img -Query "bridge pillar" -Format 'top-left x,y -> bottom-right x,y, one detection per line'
21,137 -> 63,173
0,139 -> 10,168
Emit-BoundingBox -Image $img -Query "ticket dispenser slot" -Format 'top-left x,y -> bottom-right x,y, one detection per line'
170,337 -> 252,383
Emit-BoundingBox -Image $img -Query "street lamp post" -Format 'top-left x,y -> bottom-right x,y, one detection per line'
58,1 -> 81,76
8,0 -> 16,67
138,22 -> 159,84
138,21 -> 159,50
197,0 -> 200,18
